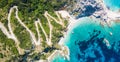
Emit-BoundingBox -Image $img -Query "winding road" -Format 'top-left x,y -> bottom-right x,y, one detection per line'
0,6 -> 65,54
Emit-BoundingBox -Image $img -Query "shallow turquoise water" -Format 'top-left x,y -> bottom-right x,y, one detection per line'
52,53 -> 68,62
103,0 -> 120,12
52,17 -> 120,62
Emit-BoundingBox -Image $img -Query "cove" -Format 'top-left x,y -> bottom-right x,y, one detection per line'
52,17 -> 120,62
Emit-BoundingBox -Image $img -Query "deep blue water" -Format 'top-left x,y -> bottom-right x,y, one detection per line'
52,0 -> 120,61
103,0 -> 120,12
52,17 -> 120,62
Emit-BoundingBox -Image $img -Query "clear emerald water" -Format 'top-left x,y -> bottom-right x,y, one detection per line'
52,0 -> 120,62
51,53 -> 68,62
103,0 -> 120,12
52,17 -> 120,62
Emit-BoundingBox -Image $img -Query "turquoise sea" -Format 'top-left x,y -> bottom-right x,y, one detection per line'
52,0 -> 120,62
52,17 -> 120,62
51,53 -> 68,62
103,0 -> 120,12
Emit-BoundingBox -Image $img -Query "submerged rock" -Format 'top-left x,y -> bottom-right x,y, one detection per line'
75,30 -> 120,62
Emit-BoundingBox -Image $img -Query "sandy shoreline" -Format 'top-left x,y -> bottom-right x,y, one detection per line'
40,10 -> 78,62
39,0 -> 120,62
58,10 -> 79,45
101,0 -> 120,21
37,10 -> 76,62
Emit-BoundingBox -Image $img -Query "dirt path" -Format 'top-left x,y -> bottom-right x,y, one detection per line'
36,19 -> 49,43
55,11 -> 64,26
0,6 -> 65,54
44,12 -> 53,46
45,11 -> 64,27
14,6 -> 38,45
8,6 -> 18,43
0,6 -> 24,54
0,22 -> 11,38
35,21 -> 41,44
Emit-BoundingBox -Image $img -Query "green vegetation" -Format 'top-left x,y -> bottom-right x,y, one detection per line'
0,0 -> 69,61
10,9 -> 32,50
11,47 -> 19,56
49,17 -> 64,44
40,54 -> 46,60
39,15 -> 50,35
13,21 -> 32,50
0,30 -> 19,59
39,25 -> 46,43
48,11 -> 58,18
0,0 -> 8,8
0,53 -> 3,58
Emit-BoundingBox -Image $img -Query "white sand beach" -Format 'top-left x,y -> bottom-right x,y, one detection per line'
40,0 -> 120,62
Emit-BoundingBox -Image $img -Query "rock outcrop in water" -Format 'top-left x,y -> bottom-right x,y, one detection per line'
65,0 -> 120,22
66,0 -> 103,18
